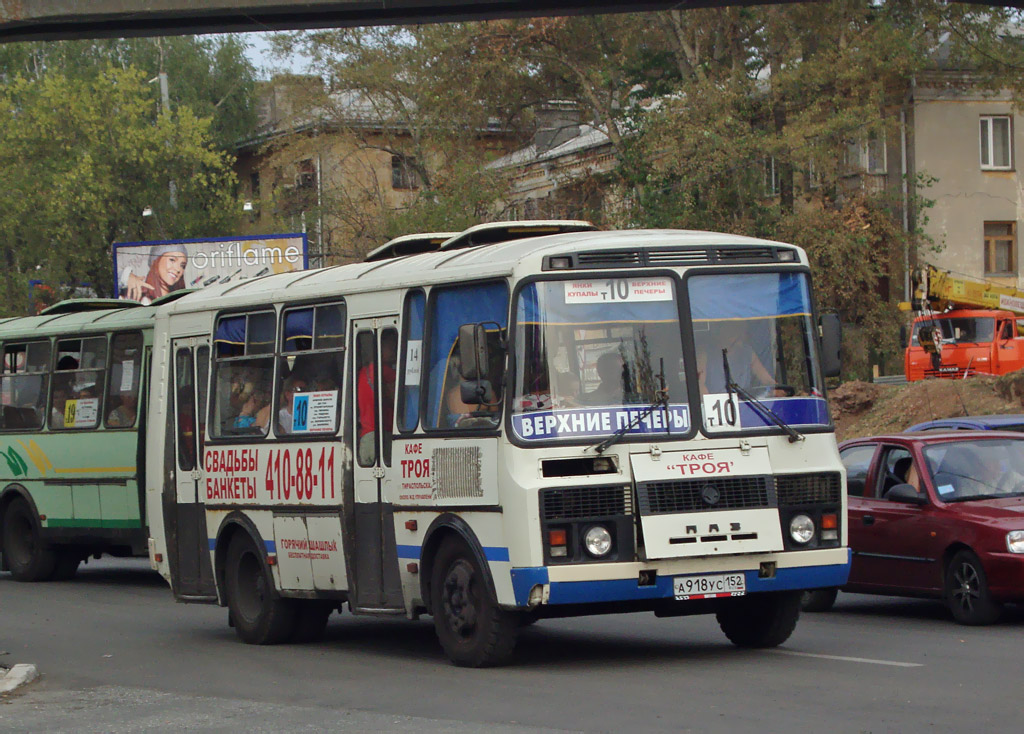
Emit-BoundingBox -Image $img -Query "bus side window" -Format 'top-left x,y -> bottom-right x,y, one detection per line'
51,336 -> 107,430
211,312 -> 276,438
277,302 -> 345,437
105,332 -> 143,428
397,289 -> 425,433
0,341 -> 50,431
424,281 -> 508,430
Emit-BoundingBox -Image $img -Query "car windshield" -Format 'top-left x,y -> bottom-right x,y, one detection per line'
923,438 -> 1024,501
511,277 -> 689,443
911,317 -> 994,345
687,272 -> 828,434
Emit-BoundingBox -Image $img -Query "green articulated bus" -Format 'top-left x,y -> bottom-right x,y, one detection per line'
0,299 -> 160,580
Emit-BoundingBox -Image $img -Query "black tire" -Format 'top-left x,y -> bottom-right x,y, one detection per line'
51,550 -> 82,581
2,497 -> 57,581
430,537 -> 518,667
945,550 -> 1001,626
291,601 -> 334,643
800,587 -> 838,613
716,591 -> 801,648
224,534 -> 297,644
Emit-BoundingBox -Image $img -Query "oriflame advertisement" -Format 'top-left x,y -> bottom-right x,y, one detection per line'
112,234 -> 308,304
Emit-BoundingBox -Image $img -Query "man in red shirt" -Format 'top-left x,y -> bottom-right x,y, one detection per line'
357,331 -> 397,465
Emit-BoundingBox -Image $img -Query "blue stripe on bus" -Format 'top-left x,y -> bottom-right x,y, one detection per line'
396,545 -> 510,563
207,539 -> 277,554
510,554 -> 851,606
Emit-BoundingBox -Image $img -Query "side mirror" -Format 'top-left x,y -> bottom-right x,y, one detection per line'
819,313 -> 841,378
899,324 -> 908,347
885,483 -> 927,504
458,323 -> 489,380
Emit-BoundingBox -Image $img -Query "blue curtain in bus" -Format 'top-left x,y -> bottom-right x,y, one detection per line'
425,282 -> 508,428
314,303 -> 346,349
283,308 -> 314,351
214,315 -> 246,356
688,272 -> 811,320
517,282 -> 678,325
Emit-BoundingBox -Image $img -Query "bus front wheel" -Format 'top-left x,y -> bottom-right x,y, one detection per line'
430,537 -> 518,667
2,497 -> 57,581
716,591 -> 801,648
224,534 -> 296,644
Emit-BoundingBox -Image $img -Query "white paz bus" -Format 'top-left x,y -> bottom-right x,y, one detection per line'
145,224 -> 849,666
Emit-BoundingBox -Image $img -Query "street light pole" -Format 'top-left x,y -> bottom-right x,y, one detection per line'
151,71 -> 178,210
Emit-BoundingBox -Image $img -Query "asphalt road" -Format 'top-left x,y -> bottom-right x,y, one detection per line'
2,557 -> 1021,733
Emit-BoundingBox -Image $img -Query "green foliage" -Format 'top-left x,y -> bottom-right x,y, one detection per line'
0,35 -> 257,150
0,67 -> 239,314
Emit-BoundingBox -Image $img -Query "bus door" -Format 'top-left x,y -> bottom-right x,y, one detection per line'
350,317 -> 404,611
169,337 -> 215,598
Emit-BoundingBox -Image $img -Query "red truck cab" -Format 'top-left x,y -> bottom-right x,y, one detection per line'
905,309 -> 1024,381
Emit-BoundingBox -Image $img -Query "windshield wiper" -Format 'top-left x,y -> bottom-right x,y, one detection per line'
722,348 -> 804,444
591,359 -> 670,454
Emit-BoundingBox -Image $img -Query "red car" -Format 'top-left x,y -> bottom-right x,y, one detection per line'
804,431 -> 1024,624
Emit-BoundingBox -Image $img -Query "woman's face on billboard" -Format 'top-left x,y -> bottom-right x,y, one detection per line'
156,253 -> 187,288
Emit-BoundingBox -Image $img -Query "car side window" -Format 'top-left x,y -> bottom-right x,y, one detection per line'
876,446 -> 918,499
840,445 -> 876,497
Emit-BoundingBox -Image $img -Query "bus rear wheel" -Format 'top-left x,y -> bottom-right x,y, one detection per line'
716,591 -> 801,648
430,538 -> 518,667
2,497 -> 57,581
225,534 -> 296,644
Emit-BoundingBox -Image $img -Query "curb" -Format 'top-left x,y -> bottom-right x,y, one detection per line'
0,664 -> 39,694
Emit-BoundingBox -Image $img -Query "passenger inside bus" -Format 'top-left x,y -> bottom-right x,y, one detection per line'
233,384 -> 270,432
357,331 -> 397,464
696,320 -> 777,395
271,375 -> 307,434
582,351 -> 626,406
107,392 -> 138,427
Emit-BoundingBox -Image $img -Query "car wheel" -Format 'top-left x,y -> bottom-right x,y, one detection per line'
430,537 -> 518,667
225,534 -> 297,644
800,587 -> 838,613
716,591 -> 801,648
945,550 -> 1001,625
2,497 -> 57,581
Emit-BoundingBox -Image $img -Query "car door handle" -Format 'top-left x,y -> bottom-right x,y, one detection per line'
862,515 -> 875,526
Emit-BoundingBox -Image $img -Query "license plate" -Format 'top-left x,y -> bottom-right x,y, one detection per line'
673,572 -> 746,600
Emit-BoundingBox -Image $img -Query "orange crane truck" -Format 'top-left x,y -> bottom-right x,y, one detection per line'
904,266 -> 1024,381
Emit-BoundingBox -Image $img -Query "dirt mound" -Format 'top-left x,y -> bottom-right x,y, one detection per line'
833,373 -> 1024,442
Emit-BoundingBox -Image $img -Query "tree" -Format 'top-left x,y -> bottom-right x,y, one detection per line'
0,67 -> 239,314
0,35 -> 257,150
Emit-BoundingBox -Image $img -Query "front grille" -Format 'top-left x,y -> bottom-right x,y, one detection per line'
540,486 -> 632,521
637,476 -> 773,515
575,250 -> 643,267
776,472 -> 842,505
715,246 -> 776,261
549,245 -> 794,271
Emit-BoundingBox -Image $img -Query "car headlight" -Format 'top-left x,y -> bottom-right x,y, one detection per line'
583,525 -> 613,557
789,514 -> 815,544
1007,530 -> 1024,554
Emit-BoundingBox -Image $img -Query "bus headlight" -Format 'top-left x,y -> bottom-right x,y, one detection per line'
789,514 -> 815,545
1007,530 -> 1024,553
583,525 -> 613,557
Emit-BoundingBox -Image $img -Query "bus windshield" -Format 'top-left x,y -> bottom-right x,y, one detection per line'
688,271 -> 828,434
511,277 -> 689,442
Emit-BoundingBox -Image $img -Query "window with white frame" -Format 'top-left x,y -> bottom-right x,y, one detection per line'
980,116 -> 1013,170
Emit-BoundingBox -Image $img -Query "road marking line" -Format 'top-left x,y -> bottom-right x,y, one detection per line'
770,650 -> 923,667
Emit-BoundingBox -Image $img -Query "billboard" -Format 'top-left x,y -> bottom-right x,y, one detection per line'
112,233 -> 308,304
